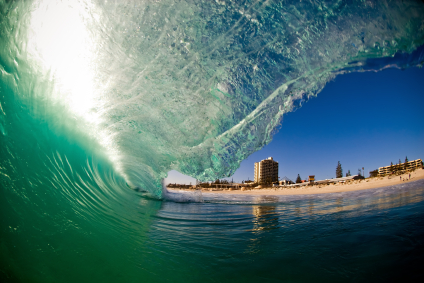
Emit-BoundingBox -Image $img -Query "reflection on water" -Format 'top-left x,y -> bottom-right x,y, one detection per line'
249,201 -> 279,255
252,205 -> 278,232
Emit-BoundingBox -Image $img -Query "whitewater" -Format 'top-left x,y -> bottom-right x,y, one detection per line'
1,0 -> 424,282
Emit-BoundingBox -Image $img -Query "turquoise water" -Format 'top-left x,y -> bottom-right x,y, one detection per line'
1,0 -> 424,282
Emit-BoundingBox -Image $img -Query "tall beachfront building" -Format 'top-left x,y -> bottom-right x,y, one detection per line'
254,157 -> 279,184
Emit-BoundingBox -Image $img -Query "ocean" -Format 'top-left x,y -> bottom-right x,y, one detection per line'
1,0 -> 424,282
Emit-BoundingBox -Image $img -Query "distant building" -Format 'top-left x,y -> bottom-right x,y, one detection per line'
254,157 -> 279,184
279,180 -> 294,185
378,158 -> 423,176
279,176 -> 294,186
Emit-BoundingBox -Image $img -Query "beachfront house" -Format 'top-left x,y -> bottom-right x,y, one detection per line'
378,159 -> 423,176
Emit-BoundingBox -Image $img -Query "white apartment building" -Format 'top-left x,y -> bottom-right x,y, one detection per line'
254,157 -> 279,184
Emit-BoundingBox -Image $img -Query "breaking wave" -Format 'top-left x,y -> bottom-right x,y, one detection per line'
1,0 -> 424,197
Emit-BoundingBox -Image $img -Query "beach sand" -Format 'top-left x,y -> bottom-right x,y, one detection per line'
168,168 -> 424,196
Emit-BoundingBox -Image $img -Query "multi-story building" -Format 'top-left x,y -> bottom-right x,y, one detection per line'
378,159 -> 423,176
254,157 -> 279,184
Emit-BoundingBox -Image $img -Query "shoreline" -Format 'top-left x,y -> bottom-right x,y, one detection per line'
167,168 -> 424,196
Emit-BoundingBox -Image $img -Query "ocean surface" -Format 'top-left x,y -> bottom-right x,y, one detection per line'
1,0 -> 424,282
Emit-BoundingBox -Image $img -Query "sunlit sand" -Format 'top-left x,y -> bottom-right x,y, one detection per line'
168,168 -> 424,196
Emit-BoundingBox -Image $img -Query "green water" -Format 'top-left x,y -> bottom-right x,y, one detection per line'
1,0 -> 424,282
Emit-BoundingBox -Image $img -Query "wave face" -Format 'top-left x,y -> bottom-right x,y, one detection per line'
1,1 -> 424,282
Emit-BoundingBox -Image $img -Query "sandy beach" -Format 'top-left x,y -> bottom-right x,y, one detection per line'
168,168 -> 424,196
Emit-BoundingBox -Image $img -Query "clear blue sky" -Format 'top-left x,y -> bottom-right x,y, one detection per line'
165,66 -> 424,185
